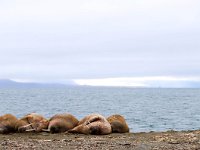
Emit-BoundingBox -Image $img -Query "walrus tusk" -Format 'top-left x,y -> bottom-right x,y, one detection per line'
42,129 -> 50,132
25,129 -> 36,132
20,123 -> 34,128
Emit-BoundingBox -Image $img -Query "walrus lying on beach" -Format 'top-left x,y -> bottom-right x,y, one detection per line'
43,113 -> 79,133
107,114 -> 129,133
15,113 -> 49,132
68,114 -> 112,135
0,114 -> 18,134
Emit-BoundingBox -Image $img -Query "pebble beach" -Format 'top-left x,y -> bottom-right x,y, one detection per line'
1,130 -> 200,150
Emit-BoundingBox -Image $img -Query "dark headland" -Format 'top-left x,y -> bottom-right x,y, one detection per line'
0,79 -> 77,88
1,130 -> 200,150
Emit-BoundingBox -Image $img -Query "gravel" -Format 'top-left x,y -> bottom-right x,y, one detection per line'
1,130 -> 200,150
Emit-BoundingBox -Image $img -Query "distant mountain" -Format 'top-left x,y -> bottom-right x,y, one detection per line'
0,79 -> 16,86
0,79 -> 77,88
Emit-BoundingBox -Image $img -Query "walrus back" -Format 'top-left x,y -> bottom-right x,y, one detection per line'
48,113 -> 79,133
0,114 -> 18,134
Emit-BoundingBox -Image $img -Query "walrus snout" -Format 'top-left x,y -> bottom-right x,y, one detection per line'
50,126 -> 61,133
90,126 -> 101,135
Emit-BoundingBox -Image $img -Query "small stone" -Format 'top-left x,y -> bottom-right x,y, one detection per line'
168,139 -> 179,144
43,140 -> 52,142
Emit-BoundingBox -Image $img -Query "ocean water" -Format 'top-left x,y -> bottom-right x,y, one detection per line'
0,87 -> 200,132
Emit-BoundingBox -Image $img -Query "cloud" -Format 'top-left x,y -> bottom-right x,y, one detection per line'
0,0 -> 200,85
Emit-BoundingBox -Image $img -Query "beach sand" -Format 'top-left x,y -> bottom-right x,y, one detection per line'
0,130 -> 200,150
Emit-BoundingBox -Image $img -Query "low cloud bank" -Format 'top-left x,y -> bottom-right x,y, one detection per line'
74,76 -> 200,88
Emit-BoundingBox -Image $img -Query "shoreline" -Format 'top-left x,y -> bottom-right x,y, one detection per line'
1,130 -> 200,150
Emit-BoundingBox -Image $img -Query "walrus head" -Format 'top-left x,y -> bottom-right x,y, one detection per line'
0,126 -> 15,134
34,120 -> 49,132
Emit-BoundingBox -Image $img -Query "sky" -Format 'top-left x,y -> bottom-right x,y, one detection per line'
0,0 -> 200,87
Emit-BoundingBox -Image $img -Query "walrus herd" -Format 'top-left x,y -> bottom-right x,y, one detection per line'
0,113 -> 129,135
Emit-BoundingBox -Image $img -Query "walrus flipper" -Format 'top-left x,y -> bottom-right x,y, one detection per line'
67,125 -> 83,134
67,128 -> 79,133
86,116 -> 101,125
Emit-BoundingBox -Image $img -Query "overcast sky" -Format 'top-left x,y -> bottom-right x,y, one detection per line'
0,0 -> 200,86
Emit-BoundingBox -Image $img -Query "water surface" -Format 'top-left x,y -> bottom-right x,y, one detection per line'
0,87 -> 200,132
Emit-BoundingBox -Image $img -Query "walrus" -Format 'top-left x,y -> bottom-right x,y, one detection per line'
0,114 -> 18,134
68,114 -> 112,135
44,113 -> 79,133
107,114 -> 129,133
15,113 -> 49,132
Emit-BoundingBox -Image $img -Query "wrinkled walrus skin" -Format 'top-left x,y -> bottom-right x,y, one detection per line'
107,114 -> 129,133
15,113 -> 49,132
68,114 -> 112,135
0,114 -> 18,134
47,113 -> 79,133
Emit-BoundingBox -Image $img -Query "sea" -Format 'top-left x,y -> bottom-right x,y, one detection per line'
0,87 -> 200,132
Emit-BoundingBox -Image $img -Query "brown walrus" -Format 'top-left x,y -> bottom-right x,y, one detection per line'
107,114 -> 129,133
68,114 -> 112,135
0,114 -> 18,134
44,113 -> 79,133
15,113 -> 49,132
